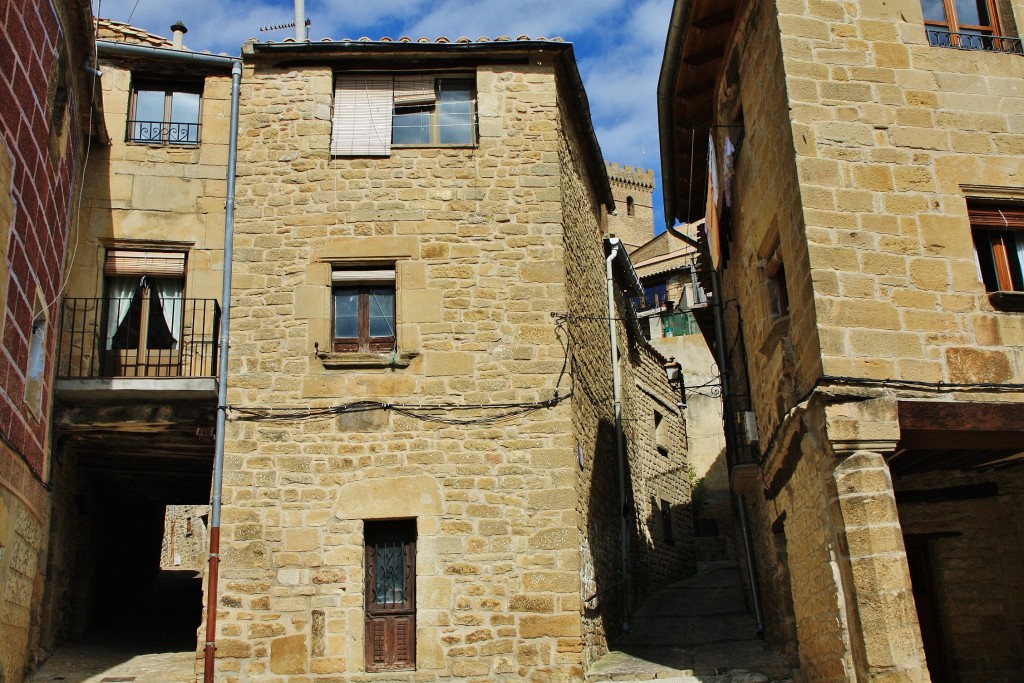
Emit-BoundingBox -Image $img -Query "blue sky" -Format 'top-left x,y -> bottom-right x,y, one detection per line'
93,0 -> 670,230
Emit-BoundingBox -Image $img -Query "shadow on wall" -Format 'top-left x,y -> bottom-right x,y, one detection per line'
584,418 -> 627,639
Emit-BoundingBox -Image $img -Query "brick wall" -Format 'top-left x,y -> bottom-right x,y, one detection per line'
0,1 -> 90,680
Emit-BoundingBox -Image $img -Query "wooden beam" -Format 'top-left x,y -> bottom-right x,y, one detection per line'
901,401 -> 1024,448
683,46 -> 725,67
693,9 -> 736,30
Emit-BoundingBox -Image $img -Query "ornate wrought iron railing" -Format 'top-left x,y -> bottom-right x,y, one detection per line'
57,297 -> 220,379
925,29 -> 1024,54
126,119 -> 201,145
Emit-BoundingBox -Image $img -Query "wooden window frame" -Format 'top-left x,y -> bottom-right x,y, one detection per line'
127,78 -> 203,146
332,268 -> 396,353
331,73 -> 476,156
364,520 -> 416,672
921,0 -> 1002,47
969,201 -> 1024,303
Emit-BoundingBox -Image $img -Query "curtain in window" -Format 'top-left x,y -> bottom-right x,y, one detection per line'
152,277 -> 183,347
106,276 -> 140,350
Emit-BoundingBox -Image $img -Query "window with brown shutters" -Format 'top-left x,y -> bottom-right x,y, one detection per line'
364,519 -> 416,672
969,201 -> 1024,297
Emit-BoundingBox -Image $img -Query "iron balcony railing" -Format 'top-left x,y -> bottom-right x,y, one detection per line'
57,297 -> 220,379
127,119 -> 201,145
925,29 -> 1023,54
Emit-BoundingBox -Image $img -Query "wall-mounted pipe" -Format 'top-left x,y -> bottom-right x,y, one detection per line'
203,58 -> 242,683
605,238 -> 632,633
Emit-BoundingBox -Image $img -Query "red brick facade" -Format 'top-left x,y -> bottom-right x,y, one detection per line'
0,0 -> 89,478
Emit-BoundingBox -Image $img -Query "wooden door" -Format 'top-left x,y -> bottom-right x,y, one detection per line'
365,520 -> 416,671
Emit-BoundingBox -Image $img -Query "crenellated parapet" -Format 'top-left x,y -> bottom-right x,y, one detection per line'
606,162 -> 655,191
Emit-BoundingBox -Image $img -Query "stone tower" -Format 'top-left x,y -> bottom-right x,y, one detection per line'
605,162 -> 655,252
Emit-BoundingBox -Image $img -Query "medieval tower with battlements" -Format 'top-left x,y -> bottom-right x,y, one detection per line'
605,162 -> 655,252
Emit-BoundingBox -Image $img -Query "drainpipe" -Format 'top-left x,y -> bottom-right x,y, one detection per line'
605,239 -> 632,633
204,58 -> 242,683
665,224 -> 764,636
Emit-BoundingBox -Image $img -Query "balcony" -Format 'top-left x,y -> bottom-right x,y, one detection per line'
127,119 -> 201,145
925,28 -> 1023,53
56,297 -> 220,400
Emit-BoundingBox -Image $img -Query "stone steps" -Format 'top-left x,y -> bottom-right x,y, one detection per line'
586,561 -> 796,683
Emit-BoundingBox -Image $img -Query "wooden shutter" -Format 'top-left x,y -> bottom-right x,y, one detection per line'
105,250 -> 186,277
332,76 -> 393,156
393,76 -> 436,107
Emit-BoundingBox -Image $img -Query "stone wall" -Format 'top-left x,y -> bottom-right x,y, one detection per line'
777,0 -> 1024,385
0,0 -> 92,680
604,163 -> 655,251
895,467 -> 1024,682
212,44 -> 691,681
69,62 -> 232,302
216,51 -> 585,682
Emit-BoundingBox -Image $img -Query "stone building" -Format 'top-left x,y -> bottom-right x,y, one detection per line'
39,18 -> 235,675
205,35 -> 693,681
605,163 -> 656,251
661,0 -> 1024,681
0,1 -> 98,680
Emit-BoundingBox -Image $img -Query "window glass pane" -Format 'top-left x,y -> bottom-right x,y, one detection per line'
133,90 -> 165,142
375,538 -> 405,605
170,91 -> 200,143
1009,231 -> 1024,291
954,0 -> 990,26
393,107 -> 431,144
920,0 -> 949,22
368,288 -> 395,338
438,80 -> 474,145
334,290 -> 359,338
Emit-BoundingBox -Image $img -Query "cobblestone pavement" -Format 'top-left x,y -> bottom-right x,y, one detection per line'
29,643 -> 197,683
587,561 -> 796,682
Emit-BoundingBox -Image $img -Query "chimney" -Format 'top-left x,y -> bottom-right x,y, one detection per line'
171,21 -> 187,49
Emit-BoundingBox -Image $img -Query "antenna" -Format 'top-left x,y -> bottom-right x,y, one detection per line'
259,0 -> 310,41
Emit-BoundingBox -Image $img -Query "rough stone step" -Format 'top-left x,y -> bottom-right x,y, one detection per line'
587,669 -> 774,683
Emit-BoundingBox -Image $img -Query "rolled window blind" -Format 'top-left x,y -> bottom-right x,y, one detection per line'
331,268 -> 395,285
331,76 -> 393,156
393,76 -> 436,106
105,250 -> 186,277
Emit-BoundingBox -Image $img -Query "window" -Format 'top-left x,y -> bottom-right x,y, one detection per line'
128,79 -> 202,145
970,201 -> 1024,302
626,196 -> 635,217
765,244 -> 789,319
920,0 -> 1014,51
660,500 -> 675,545
632,280 -> 669,312
364,520 -> 416,672
654,410 -> 670,456
332,74 -> 475,156
104,250 -> 186,377
24,302 -> 47,415
333,267 -> 396,353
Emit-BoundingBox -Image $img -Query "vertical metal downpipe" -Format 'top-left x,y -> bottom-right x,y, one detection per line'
204,58 -> 242,683
605,240 -> 632,633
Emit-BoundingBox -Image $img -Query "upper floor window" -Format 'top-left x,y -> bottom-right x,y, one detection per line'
128,79 -> 202,145
920,0 -> 1020,52
765,244 -> 789,319
331,74 -> 476,156
970,201 -> 1024,297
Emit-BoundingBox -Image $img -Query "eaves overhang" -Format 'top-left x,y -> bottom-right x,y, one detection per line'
657,0 -> 741,228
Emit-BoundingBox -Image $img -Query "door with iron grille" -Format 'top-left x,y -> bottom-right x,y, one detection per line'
364,519 -> 416,671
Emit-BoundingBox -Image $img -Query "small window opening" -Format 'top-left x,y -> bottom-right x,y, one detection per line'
626,196 -> 635,217
661,500 -> 675,545
655,410 -> 670,456
765,245 -> 789,319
